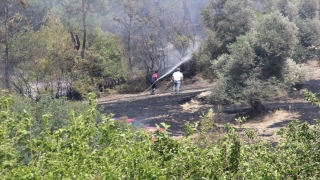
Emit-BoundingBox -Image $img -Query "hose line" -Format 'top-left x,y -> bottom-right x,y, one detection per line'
161,81 -> 172,93
142,81 -> 156,93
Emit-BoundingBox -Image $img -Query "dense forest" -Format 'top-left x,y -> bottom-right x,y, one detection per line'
0,0 -> 318,104
1,0 -> 320,179
0,0 -> 209,100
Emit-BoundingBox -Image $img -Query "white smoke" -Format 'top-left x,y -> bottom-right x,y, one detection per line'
159,37 -> 201,80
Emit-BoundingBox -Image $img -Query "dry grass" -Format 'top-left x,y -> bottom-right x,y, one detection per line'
191,75 -> 211,85
236,109 -> 300,142
176,108 -> 301,144
180,98 -> 201,113
242,109 -> 300,129
196,91 -> 211,98
178,89 -> 304,143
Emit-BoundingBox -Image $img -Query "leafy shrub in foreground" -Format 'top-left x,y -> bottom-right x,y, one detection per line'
0,91 -> 320,179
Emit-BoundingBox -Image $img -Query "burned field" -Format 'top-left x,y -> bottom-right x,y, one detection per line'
98,79 -> 320,138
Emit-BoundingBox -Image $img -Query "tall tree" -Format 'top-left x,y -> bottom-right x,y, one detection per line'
112,0 -> 143,72
86,28 -> 127,89
294,18 -> 320,47
298,0 -> 319,20
210,11 -> 301,113
114,0 -> 179,77
194,0 -> 255,77
62,0 -> 109,59
182,0 -> 190,26
10,11 -> 80,99
253,11 -> 298,79
200,0 -> 256,59
271,0 -> 320,62
273,0 -> 298,21
0,0 -> 29,90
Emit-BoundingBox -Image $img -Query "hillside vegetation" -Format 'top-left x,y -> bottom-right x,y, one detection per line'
1,92 -> 320,179
1,0 -> 320,178
0,0 -> 319,104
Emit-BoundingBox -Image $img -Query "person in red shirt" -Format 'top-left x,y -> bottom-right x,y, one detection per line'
151,70 -> 158,95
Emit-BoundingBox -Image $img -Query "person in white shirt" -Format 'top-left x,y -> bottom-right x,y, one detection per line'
171,68 -> 183,94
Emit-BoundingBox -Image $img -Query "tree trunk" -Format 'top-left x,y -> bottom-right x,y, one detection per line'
4,3 -> 10,90
68,23 -> 81,50
249,98 -> 265,114
81,0 -> 87,59
124,4 -> 134,72
182,0 -> 190,26
127,16 -> 133,71
153,0 -> 165,29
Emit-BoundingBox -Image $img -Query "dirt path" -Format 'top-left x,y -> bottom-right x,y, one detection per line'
99,61 -> 320,138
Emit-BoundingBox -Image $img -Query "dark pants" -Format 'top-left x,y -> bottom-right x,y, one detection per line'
151,81 -> 157,90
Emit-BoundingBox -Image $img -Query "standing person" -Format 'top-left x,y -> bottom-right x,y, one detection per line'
151,70 -> 158,95
172,68 -> 183,94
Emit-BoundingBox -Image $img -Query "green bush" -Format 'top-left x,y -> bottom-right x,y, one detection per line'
114,79 -> 146,94
71,77 -> 101,100
9,93 -> 102,135
1,91 -> 320,179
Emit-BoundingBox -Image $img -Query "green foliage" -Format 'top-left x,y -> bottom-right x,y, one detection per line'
154,123 -> 180,162
184,121 -> 198,138
282,58 -> 311,86
303,90 -> 320,108
200,0 -> 256,60
210,34 -> 284,108
210,35 -> 256,104
270,0 -> 320,63
113,80 -> 146,94
71,77 -> 100,99
7,9 -> 83,99
208,11 -> 304,113
196,0 -> 257,79
201,0 -> 320,113
276,0 -> 299,20
86,28 -> 127,85
297,0 -> 319,20
6,9 -> 129,99
253,11 -> 298,79
3,0 -> 320,178
294,18 -> 320,47
291,44 -> 311,63
9,93 -> 97,137
270,0 -> 320,62
192,50 -> 214,79
1,92 -> 320,178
